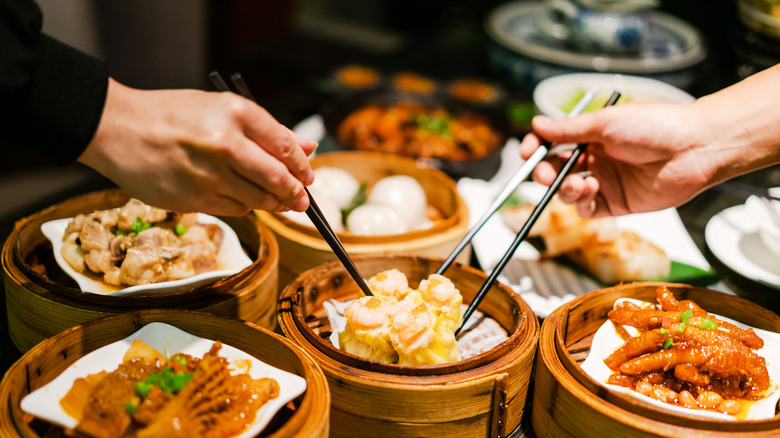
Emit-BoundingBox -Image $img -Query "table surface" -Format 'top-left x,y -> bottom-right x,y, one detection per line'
3,5 -> 780,436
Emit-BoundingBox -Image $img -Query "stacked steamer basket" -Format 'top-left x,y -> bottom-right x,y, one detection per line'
2,189 -> 279,352
256,151 -> 470,293
0,310 -> 330,437
533,282 -> 780,437
278,254 -> 539,437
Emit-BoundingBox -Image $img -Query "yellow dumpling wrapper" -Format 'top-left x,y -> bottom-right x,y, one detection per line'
387,300 -> 460,366
339,296 -> 398,363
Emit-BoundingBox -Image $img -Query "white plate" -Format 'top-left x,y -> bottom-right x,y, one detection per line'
41,214 -> 253,296
705,204 -> 780,289
581,298 -> 780,421
20,322 -> 307,436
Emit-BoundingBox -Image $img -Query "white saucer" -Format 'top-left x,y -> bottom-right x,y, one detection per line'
705,204 -> 780,289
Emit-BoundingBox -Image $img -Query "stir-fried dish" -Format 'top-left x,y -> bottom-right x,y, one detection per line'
336,102 -> 502,162
61,199 -> 224,287
60,340 -> 279,438
604,286 -> 769,417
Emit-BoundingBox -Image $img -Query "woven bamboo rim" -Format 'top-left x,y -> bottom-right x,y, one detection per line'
532,282 -> 780,437
0,310 -> 330,438
2,189 -> 279,351
278,253 -> 539,437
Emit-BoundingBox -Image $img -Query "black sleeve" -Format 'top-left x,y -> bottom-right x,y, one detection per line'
1,0 -> 108,164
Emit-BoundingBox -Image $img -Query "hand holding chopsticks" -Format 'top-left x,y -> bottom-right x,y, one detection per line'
455,90 -> 622,336
435,85 -> 601,276
209,71 -> 374,297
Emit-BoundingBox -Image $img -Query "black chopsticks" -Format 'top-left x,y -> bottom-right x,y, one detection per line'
455,90 -> 622,336
209,70 -> 374,297
435,84 -> 601,277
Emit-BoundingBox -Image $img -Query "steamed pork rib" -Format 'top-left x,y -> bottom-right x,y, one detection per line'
60,199 -> 224,288
61,340 -> 279,438
601,285 -> 771,416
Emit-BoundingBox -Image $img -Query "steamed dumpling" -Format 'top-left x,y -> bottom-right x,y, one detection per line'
339,296 -> 398,363
281,192 -> 344,233
347,205 -> 408,235
368,175 -> 427,229
387,297 -> 460,366
417,274 -> 463,331
311,166 -> 360,209
366,269 -> 410,301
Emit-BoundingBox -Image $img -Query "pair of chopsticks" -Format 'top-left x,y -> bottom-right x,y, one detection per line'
209,71 -> 374,297
435,84 -> 601,277
453,89 -> 622,336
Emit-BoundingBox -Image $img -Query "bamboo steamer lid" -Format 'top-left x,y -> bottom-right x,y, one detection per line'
256,151 -> 470,293
532,282 -> 780,437
278,253 -> 539,437
2,189 -> 280,352
0,309 -> 330,438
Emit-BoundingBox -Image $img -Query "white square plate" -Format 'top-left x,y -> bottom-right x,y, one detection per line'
20,322 -> 307,437
581,298 -> 780,421
41,213 -> 252,296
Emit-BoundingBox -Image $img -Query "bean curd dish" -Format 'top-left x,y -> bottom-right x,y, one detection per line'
604,286 -> 771,418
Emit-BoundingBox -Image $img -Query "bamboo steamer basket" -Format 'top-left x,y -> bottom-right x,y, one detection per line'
278,253 -> 539,437
0,309 -> 330,438
2,189 -> 279,352
255,151 -> 470,293
532,282 -> 780,437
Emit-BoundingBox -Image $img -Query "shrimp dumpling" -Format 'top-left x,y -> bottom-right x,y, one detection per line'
387,298 -> 460,366
417,274 -> 463,331
366,269 -> 410,301
347,204 -> 408,235
368,175 -> 428,229
311,166 -> 360,209
339,296 -> 398,363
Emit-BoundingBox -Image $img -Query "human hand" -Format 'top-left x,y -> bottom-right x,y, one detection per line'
520,101 -> 716,217
79,78 -> 316,216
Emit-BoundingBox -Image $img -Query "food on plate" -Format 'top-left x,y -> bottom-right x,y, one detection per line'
392,72 -> 437,94
336,101 -> 503,162
501,197 -> 670,283
561,88 -> 633,113
602,286 -> 770,417
59,339 -> 280,437
334,65 -> 381,89
60,199 -> 224,287
448,79 -> 500,104
339,270 -> 462,366
284,168 -> 439,236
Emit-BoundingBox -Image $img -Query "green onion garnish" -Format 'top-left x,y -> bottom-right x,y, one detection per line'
676,325 -> 685,333
659,328 -> 668,335
699,317 -> 717,330
663,338 -> 673,349
680,310 -> 693,323
135,381 -> 153,398
115,230 -> 126,236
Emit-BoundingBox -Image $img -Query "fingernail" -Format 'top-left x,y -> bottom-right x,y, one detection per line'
293,195 -> 309,212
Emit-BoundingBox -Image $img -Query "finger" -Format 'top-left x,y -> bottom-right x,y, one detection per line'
293,132 -> 319,157
532,112 -> 608,145
240,103 -> 314,184
228,137 -> 309,211
221,174 -> 288,213
519,131 -> 543,160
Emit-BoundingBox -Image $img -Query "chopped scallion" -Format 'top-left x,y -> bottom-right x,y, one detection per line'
663,338 -> 673,349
